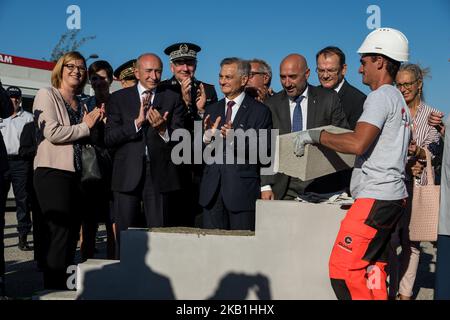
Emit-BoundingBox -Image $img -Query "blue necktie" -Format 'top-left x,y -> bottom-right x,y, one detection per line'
292,96 -> 304,132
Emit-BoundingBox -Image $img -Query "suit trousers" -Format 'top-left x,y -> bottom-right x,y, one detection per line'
202,183 -> 255,231
3,159 -> 32,236
114,161 -> 169,256
34,168 -> 82,289
0,171 -> 7,277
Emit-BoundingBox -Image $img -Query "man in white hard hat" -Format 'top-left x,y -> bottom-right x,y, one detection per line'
293,28 -> 411,300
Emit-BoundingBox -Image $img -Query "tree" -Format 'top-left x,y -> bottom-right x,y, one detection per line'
47,30 -> 96,62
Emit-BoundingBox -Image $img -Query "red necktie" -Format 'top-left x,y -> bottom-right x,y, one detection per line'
225,100 -> 235,123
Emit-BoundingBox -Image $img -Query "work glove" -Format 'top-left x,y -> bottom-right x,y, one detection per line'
292,129 -> 323,157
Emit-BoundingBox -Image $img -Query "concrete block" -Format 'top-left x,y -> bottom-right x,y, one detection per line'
33,290 -> 77,300
274,125 -> 355,181
76,200 -> 347,300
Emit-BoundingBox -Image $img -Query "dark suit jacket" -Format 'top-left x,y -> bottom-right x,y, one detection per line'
336,80 -> 366,130
105,84 -> 185,193
261,84 -> 350,199
199,94 -> 272,212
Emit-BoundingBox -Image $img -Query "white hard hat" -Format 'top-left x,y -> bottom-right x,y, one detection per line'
357,27 -> 409,62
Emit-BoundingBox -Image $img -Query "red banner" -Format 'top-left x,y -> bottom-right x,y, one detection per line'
0,53 -> 55,71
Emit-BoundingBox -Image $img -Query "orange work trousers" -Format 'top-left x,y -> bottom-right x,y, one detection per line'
329,198 -> 405,300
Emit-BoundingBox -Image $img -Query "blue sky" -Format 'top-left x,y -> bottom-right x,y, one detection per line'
1,0 -> 449,112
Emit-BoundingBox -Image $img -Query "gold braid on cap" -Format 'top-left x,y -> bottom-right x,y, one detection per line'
120,67 -> 135,80
169,44 -> 197,61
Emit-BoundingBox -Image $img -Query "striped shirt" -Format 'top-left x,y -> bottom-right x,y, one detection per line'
410,101 -> 441,185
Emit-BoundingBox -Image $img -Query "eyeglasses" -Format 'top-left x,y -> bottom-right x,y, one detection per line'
395,79 -> 418,90
64,64 -> 87,74
315,68 -> 340,76
249,71 -> 266,77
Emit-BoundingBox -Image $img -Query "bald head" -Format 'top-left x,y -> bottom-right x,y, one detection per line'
281,54 -> 308,71
135,53 -> 163,90
279,54 -> 310,98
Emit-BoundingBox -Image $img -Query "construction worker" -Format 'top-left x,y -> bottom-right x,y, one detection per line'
292,28 -> 411,300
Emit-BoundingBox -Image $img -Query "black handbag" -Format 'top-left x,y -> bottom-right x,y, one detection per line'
81,144 -> 102,183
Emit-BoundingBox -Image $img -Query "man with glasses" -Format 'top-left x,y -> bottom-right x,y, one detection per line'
161,43 -> 218,227
260,54 -> 349,201
316,46 -> 366,130
315,47 -> 367,195
245,59 -> 274,103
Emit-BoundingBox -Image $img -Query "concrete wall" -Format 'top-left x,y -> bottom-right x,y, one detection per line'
77,200 -> 347,300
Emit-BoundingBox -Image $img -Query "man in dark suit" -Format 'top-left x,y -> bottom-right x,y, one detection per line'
199,58 -> 272,231
261,54 -> 349,201
105,53 -> 185,252
160,43 -> 218,227
316,46 -> 366,130
0,81 -> 13,297
316,47 -> 367,193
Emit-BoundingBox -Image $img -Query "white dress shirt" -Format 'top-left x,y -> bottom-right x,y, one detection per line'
0,109 -> 34,155
288,86 -> 309,131
334,78 -> 345,93
261,87 -> 309,193
224,91 -> 246,123
135,82 -> 169,142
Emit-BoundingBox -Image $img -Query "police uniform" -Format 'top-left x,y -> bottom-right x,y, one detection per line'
160,43 -> 218,227
113,59 -> 137,88
160,43 -> 218,132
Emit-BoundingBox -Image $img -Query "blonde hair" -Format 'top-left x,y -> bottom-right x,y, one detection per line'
51,51 -> 87,89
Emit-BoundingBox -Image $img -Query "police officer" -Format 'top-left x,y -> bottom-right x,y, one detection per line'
161,42 -> 218,131
161,43 -> 218,227
113,59 -> 137,88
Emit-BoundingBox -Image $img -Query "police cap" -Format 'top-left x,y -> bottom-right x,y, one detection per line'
164,43 -> 201,62
113,59 -> 137,81
6,86 -> 22,98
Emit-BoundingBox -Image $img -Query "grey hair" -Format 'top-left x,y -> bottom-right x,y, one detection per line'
220,57 -> 250,77
398,63 -> 430,83
249,58 -> 272,86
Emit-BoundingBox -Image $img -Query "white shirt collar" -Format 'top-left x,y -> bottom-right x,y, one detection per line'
288,86 -> 309,103
137,82 -> 155,97
225,91 -> 246,107
334,78 -> 345,93
10,108 -> 24,119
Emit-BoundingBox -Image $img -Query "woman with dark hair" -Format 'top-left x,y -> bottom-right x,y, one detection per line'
391,63 -> 442,299
33,51 -> 103,289
80,60 -> 115,260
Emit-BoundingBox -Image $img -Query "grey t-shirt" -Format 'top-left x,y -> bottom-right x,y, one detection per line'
350,84 -> 411,200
